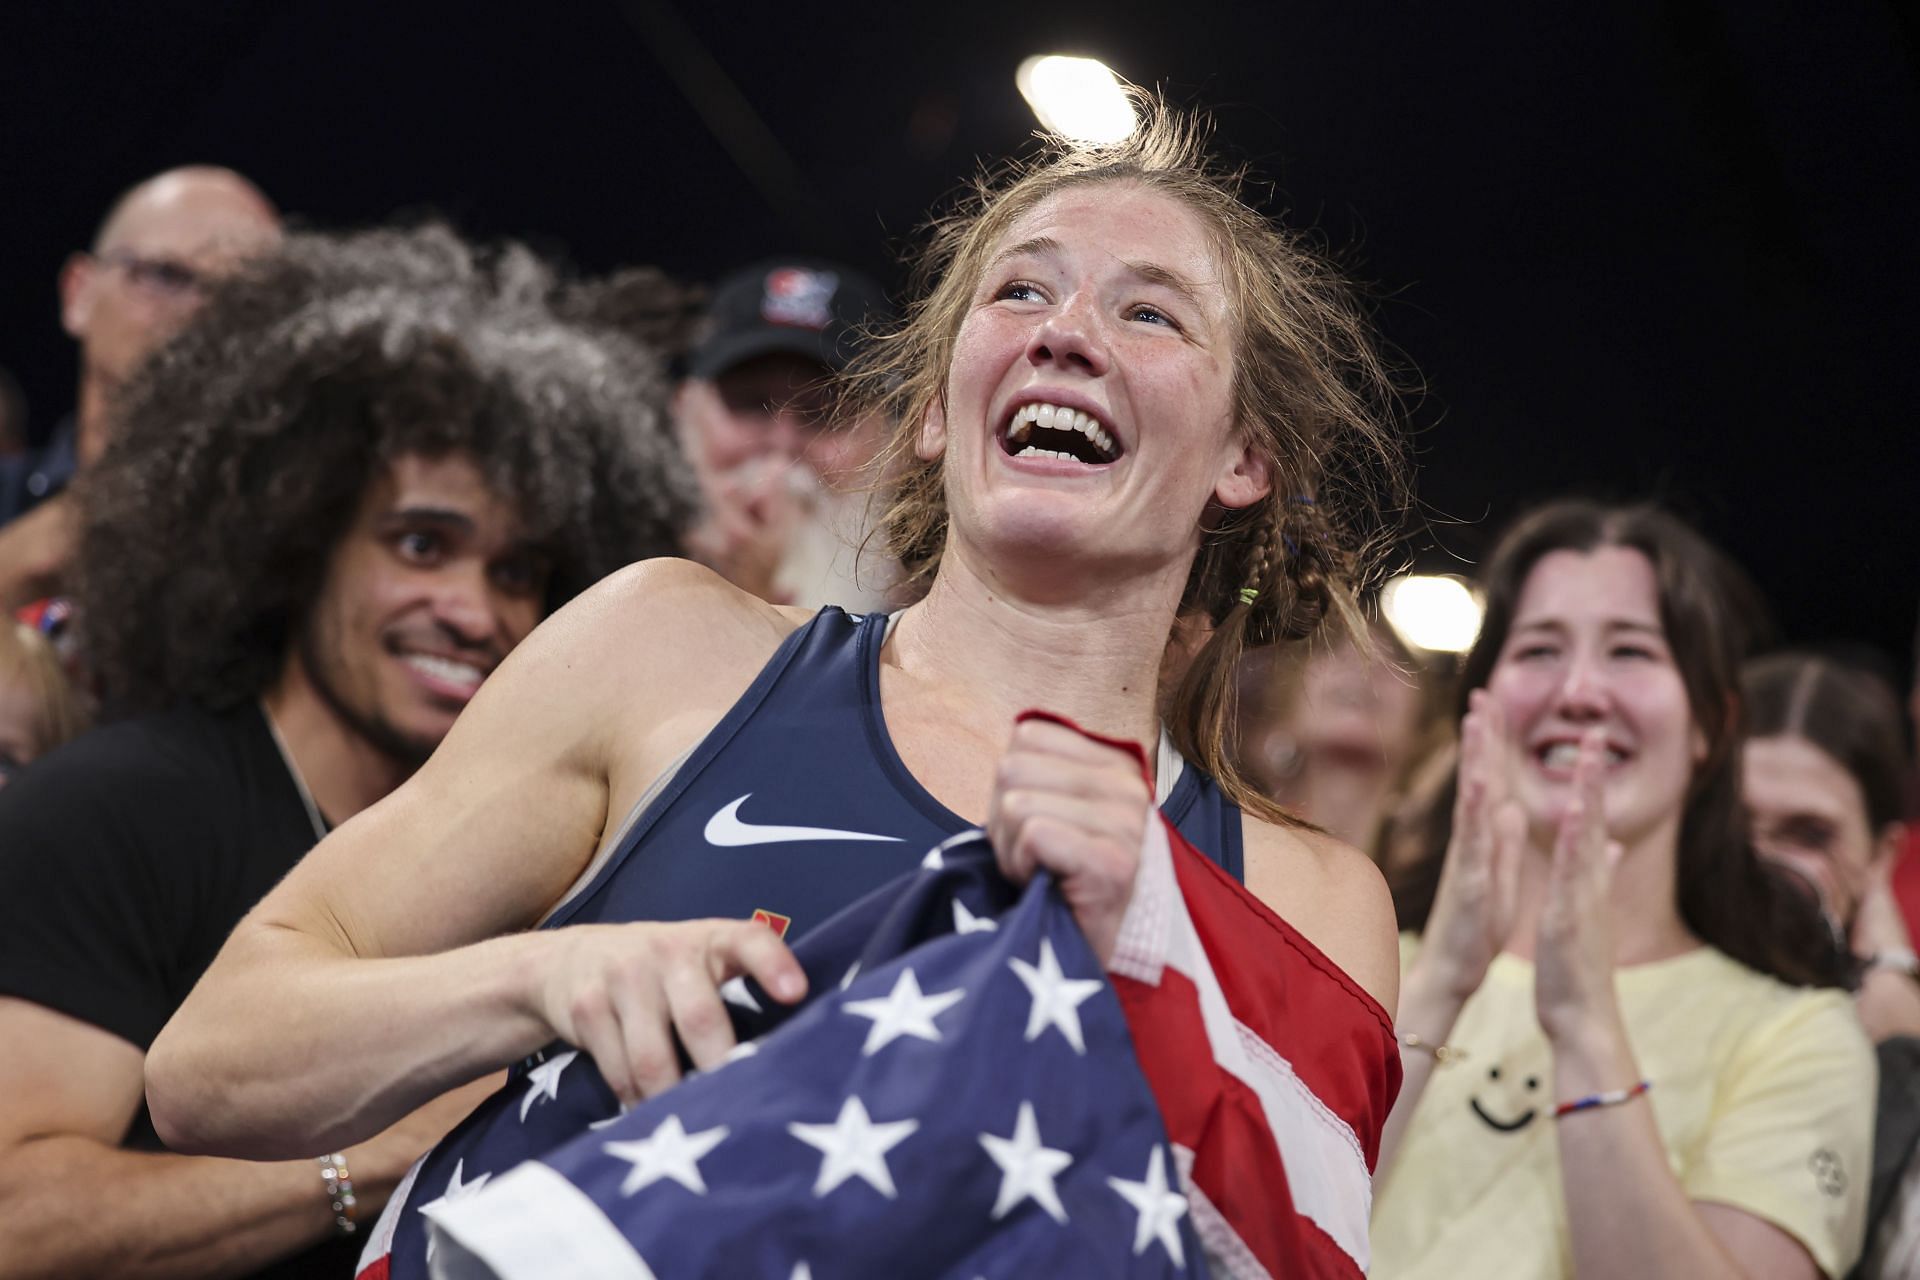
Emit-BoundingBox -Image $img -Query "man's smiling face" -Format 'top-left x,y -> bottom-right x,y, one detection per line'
298,452 -> 549,767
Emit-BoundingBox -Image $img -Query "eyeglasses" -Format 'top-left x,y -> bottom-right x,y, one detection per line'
96,250 -> 207,301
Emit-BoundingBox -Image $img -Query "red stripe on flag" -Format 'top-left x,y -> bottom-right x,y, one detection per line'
1164,830 -> 1401,1168
1116,964 -> 1359,1277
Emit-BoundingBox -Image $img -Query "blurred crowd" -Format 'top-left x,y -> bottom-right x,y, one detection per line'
0,160 -> 1913,1280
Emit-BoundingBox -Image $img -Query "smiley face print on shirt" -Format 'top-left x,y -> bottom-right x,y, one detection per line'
1469,1060 -> 1544,1134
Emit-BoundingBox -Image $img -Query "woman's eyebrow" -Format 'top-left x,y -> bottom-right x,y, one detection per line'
985,236 -> 1063,273
1123,259 -> 1205,309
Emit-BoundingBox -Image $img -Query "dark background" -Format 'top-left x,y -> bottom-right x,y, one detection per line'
4,1 -> 1916,672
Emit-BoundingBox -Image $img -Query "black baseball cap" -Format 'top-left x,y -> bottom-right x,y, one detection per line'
686,257 -> 888,380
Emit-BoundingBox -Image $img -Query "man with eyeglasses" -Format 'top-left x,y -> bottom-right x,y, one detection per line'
0,165 -> 280,610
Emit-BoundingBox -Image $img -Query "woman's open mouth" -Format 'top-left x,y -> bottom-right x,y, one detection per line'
999,401 -> 1121,465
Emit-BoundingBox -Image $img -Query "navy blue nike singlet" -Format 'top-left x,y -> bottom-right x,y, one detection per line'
544,608 -> 1244,941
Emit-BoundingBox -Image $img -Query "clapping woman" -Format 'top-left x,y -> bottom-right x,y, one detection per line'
1373,500 -> 1872,1279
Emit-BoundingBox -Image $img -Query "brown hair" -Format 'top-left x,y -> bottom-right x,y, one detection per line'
1391,499 -> 1849,988
1744,653 -> 1908,834
840,96 -> 1409,822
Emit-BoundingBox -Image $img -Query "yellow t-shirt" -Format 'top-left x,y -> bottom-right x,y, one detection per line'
1371,938 -> 1875,1279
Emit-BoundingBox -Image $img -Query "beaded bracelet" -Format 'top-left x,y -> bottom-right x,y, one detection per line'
1553,1079 -> 1651,1120
317,1152 -> 358,1236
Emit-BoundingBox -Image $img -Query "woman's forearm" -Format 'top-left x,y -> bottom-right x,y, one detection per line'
1376,960 -> 1471,1181
1552,1018 -> 1743,1280
147,921 -> 555,1160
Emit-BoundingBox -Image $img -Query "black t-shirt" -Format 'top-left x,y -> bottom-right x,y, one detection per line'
0,701 -> 363,1278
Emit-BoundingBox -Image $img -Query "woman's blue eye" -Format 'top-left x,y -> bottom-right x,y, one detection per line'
1131,305 -> 1173,326
997,281 -> 1043,303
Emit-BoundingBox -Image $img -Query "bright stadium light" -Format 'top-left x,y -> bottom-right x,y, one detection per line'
1380,574 -> 1485,655
1015,55 -> 1138,145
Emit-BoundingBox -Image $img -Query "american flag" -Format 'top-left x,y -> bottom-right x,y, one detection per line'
360,778 -> 1397,1279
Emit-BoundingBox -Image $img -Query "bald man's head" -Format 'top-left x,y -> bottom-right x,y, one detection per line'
62,165 -> 282,464
90,165 -> 278,256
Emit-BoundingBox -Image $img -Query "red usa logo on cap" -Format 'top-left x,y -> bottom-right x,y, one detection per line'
761,267 -> 837,331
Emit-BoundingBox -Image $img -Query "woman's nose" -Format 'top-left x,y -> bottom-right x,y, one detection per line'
1026,293 -> 1109,376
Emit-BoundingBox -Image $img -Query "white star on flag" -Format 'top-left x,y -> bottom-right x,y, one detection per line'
952,899 -> 998,934
787,1095 -> 919,1199
1008,938 -> 1103,1054
520,1050 -> 578,1121
978,1101 -> 1073,1224
720,976 -> 762,1013
790,1265 -> 813,1280
602,1114 -> 730,1196
417,1158 -> 491,1260
921,829 -> 979,871
1107,1144 -> 1189,1266
842,967 -> 965,1056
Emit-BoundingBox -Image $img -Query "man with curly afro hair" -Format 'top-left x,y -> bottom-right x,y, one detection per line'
0,223 -> 696,1279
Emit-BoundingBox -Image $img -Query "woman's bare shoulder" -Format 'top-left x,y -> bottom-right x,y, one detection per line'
543,558 -> 816,779
571,557 -> 808,678
1241,815 -> 1400,1014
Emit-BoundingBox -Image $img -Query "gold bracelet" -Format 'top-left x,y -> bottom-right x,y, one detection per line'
1400,1031 -> 1466,1064
316,1152 -> 358,1236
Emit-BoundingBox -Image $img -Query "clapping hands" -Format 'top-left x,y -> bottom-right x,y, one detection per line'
1533,729 -> 1627,1048
1416,690 -> 1525,1000
1415,692 -> 1626,1048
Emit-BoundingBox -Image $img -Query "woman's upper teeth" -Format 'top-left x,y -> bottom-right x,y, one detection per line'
1006,402 -> 1116,457
1540,741 -> 1627,767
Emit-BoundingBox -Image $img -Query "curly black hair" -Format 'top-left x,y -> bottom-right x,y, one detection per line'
75,223 -> 697,714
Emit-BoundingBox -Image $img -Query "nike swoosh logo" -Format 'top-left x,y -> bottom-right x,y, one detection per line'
704,795 -> 904,847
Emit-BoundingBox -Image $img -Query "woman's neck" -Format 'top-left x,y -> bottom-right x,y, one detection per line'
1503,815 -> 1699,967
887,539 -> 1185,759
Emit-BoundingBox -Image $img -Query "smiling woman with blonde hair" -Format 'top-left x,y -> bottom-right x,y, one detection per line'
149,100 -> 1412,1275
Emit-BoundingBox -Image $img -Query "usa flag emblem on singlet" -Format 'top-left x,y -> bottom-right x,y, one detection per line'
358,738 -> 1398,1279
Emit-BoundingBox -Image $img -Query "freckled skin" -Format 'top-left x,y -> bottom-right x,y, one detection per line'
925,184 -> 1262,585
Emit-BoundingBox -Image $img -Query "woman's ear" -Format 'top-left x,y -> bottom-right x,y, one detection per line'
1213,434 -> 1273,510
916,397 -> 948,463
